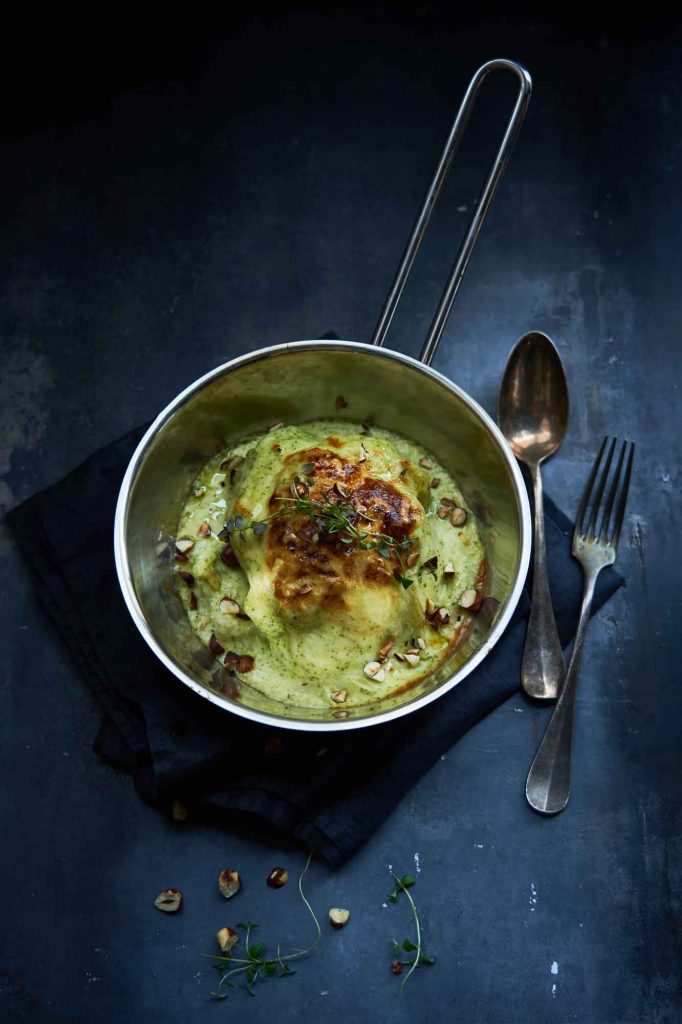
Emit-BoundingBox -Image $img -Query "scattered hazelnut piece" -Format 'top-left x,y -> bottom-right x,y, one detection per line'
450,507 -> 468,527
219,597 -> 242,616
358,443 -> 369,463
391,960 -> 404,975
459,588 -> 482,611
480,596 -> 501,624
172,799 -> 188,821
188,591 -> 198,610
216,926 -> 240,953
335,395 -> 348,410
440,496 -> 455,508
404,652 -> 421,667
424,597 -> 436,615
437,506 -> 449,519
154,888 -> 183,913
378,637 -> 395,660
220,543 -> 239,568
209,633 -> 226,656
443,562 -> 455,578
237,655 -> 255,674
418,456 -> 433,469
178,570 -> 195,588
416,637 -> 426,650
363,661 -> 386,681
218,869 -> 241,900
393,651 -> 406,662
328,908 -> 350,929
175,537 -> 195,554
331,689 -> 347,704
430,477 -> 440,488
333,709 -> 349,719
434,606 -> 450,625
198,520 -> 211,538
406,550 -> 420,568
267,867 -> 289,889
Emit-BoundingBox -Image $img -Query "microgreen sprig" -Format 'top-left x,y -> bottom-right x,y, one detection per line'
387,873 -> 436,990
220,474 -> 433,590
207,850 -> 321,1000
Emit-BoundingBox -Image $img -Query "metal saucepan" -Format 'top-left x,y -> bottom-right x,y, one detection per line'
115,58 -> 533,731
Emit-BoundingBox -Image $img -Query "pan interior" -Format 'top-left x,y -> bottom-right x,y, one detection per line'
116,342 -> 528,729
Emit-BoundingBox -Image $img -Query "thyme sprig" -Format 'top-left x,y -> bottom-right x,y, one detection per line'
221,474 -> 430,590
207,850 -> 321,999
388,873 -> 436,990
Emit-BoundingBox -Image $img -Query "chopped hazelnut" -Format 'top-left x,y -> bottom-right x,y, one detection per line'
443,562 -> 455,578
209,633 -> 225,656
216,926 -> 239,953
175,537 -> 195,554
459,588 -> 482,611
267,867 -> 289,888
450,507 -> 468,527
363,661 -> 386,681
220,543 -> 239,568
424,597 -> 436,615
404,652 -> 421,667
440,497 -> 455,508
331,689 -> 347,704
198,520 -> 211,538
416,637 -> 426,650
430,477 -> 440,488
378,637 -> 395,660
437,506 -> 450,519
219,597 -> 242,616
418,456 -> 433,469
178,570 -> 195,588
154,888 -> 183,913
237,655 -> 255,674
218,869 -> 241,900
188,591 -> 198,610
406,550 -> 420,568
328,908 -> 350,929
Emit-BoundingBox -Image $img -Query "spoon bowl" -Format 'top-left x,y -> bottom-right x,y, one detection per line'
498,331 -> 569,465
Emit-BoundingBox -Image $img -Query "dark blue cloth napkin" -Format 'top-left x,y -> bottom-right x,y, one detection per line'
6,426 -> 623,866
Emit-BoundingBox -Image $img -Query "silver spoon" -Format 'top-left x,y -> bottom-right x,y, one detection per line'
498,331 -> 569,700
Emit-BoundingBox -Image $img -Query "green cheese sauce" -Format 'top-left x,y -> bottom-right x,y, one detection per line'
173,421 -> 485,709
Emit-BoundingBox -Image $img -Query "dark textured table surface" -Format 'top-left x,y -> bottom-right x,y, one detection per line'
2,7 -> 680,1022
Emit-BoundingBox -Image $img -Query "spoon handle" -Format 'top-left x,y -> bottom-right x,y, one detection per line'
522,462 -> 565,700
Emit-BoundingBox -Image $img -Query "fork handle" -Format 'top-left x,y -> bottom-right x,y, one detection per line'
522,462 -> 566,700
525,569 -> 598,814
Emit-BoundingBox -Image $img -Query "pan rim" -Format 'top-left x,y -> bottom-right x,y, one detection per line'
114,339 -> 531,732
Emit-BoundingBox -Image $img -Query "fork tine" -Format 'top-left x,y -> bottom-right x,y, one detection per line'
599,439 -> 627,542
576,436 -> 607,535
611,441 -> 635,550
586,436 -> 617,537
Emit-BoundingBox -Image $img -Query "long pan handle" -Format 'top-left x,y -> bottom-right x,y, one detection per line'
371,58 -> 532,366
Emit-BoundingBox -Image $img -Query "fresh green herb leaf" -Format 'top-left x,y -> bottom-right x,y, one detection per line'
377,544 -> 391,559
387,871 -> 436,992
248,943 -> 266,959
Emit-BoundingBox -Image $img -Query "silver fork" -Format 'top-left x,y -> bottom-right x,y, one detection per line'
526,437 -> 635,814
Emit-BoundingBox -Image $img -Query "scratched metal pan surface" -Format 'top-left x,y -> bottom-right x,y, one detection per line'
114,59 -> 533,731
